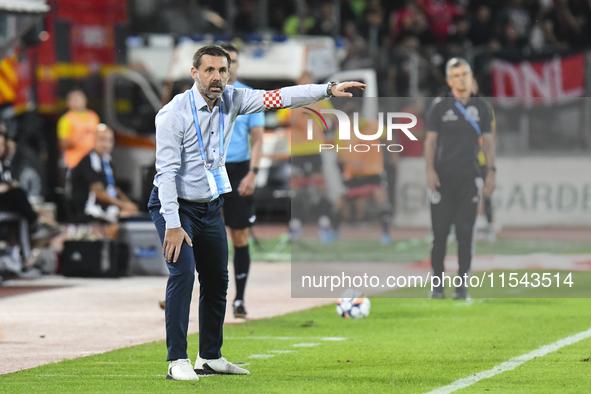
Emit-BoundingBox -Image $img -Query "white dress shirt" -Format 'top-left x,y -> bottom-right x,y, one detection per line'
154,82 -> 330,228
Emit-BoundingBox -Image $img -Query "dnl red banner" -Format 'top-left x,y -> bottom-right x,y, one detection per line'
491,53 -> 585,105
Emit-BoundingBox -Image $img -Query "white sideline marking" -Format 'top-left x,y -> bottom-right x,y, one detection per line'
321,337 -> 346,341
270,350 -> 295,354
248,354 -> 274,359
425,328 -> 591,394
292,343 -> 320,347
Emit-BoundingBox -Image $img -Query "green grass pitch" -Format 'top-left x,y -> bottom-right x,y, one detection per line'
1,237 -> 590,393
1,297 -> 590,393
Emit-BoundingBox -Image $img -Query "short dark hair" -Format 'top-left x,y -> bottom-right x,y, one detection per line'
192,45 -> 232,69
218,42 -> 239,55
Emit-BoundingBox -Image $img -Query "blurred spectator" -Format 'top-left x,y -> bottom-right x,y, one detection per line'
0,124 -> 16,168
342,21 -> 373,70
310,2 -> 338,36
361,0 -> 387,39
495,0 -> 533,48
416,0 -> 465,44
283,4 -> 316,36
447,15 -> 473,55
0,132 -> 59,242
68,124 -> 139,227
268,3 -> 292,32
545,0 -> 591,49
235,0 -> 259,34
389,2 -> 435,45
340,0 -> 362,33
528,21 -> 547,52
57,89 -> 100,169
387,35 -> 444,96
540,18 -> 567,52
0,132 -> 34,226
498,21 -> 528,57
469,5 -> 494,47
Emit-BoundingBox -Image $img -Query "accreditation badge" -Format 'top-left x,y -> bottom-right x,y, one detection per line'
206,165 -> 232,199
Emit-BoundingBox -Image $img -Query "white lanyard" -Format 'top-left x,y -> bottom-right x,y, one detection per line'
188,90 -> 224,167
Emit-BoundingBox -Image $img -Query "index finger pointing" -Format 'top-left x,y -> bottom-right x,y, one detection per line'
346,82 -> 366,89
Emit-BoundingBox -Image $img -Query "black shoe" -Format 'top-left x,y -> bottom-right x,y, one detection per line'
233,300 -> 247,318
429,287 -> 445,299
451,287 -> 471,300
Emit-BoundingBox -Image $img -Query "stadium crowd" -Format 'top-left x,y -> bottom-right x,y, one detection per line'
182,0 -> 591,95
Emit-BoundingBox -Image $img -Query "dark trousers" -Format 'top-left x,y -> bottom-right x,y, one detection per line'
480,165 -> 494,223
430,173 -> 480,287
149,187 -> 228,361
0,187 -> 37,225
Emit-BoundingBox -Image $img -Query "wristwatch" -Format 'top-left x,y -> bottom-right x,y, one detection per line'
250,167 -> 259,175
326,81 -> 338,97
488,166 -> 496,172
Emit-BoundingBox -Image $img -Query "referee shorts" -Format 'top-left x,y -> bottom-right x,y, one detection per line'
343,173 -> 388,199
223,160 -> 256,229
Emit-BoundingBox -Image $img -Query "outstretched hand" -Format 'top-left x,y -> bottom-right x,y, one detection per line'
238,172 -> 256,196
331,82 -> 367,97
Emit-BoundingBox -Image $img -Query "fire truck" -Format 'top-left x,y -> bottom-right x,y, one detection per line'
0,0 -> 127,216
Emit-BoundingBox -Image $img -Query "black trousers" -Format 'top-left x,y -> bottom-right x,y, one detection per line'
149,187 -> 228,361
0,187 -> 37,225
430,173 -> 481,287
480,165 -> 493,223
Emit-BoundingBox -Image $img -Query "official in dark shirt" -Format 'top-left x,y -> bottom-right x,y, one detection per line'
0,132 -> 59,243
0,132 -> 38,226
69,124 -> 139,226
424,57 -> 496,300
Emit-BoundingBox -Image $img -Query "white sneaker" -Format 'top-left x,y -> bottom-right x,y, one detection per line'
195,355 -> 250,375
166,359 -> 199,380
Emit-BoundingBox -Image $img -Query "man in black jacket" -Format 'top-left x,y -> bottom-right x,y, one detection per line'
424,57 -> 496,300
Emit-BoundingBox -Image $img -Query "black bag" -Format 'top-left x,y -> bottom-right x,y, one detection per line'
61,240 -> 129,277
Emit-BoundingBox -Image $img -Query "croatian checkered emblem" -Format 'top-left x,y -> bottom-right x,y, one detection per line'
263,89 -> 283,109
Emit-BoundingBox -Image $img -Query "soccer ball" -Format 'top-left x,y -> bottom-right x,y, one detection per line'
336,289 -> 370,319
